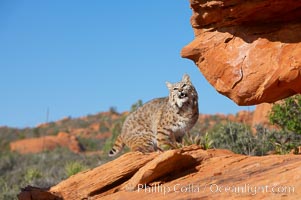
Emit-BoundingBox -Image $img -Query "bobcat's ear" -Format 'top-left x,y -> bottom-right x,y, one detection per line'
166,81 -> 173,90
182,74 -> 191,83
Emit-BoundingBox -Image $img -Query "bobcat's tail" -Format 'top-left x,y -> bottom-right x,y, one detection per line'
108,135 -> 125,157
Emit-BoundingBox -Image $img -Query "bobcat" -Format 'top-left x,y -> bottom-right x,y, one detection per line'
108,74 -> 199,156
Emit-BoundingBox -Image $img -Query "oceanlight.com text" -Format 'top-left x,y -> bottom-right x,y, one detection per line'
132,183 -> 295,196
208,183 -> 295,196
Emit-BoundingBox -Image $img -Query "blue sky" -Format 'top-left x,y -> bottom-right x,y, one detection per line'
0,0 -> 254,128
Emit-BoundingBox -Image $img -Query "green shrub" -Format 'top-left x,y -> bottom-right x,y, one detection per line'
268,94 -> 301,153
99,126 -> 109,133
182,132 -> 201,147
0,177 -> 19,200
77,137 -> 100,151
201,132 -> 213,150
209,122 -> 257,155
130,99 -> 143,113
252,125 -> 274,155
0,147 -> 105,198
64,161 -> 88,177
109,107 -> 118,115
24,168 -> 42,183
269,94 -> 301,134
102,116 -> 126,154
268,130 -> 301,155
208,122 -> 301,156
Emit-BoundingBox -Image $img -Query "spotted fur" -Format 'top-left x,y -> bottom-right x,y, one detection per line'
108,74 -> 199,157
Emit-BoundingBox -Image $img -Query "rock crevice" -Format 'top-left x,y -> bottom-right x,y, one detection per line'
18,145 -> 301,200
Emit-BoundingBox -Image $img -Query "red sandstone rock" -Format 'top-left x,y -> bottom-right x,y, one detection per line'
18,186 -> 58,200
123,149 -> 197,191
50,152 -> 158,199
252,103 -> 273,127
10,132 -> 82,154
18,145 -> 301,200
235,110 -> 253,125
182,0 -> 301,105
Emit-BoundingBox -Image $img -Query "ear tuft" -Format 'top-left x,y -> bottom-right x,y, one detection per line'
166,81 -> 172,90
182,74 -> 191,83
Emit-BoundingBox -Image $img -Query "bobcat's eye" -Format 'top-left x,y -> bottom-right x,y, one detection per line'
173,87 -> 178,91
182,84 -> 187,88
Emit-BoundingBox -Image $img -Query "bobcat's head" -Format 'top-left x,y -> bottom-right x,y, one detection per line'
166,74 -> 198,108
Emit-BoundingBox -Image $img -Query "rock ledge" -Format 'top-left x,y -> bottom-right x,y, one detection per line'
18,145 -> 301,200
182,0 -> 301,105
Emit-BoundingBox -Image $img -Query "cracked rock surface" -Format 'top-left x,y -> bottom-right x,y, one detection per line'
182,0 -> 301,105
18,145 -> 301,200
